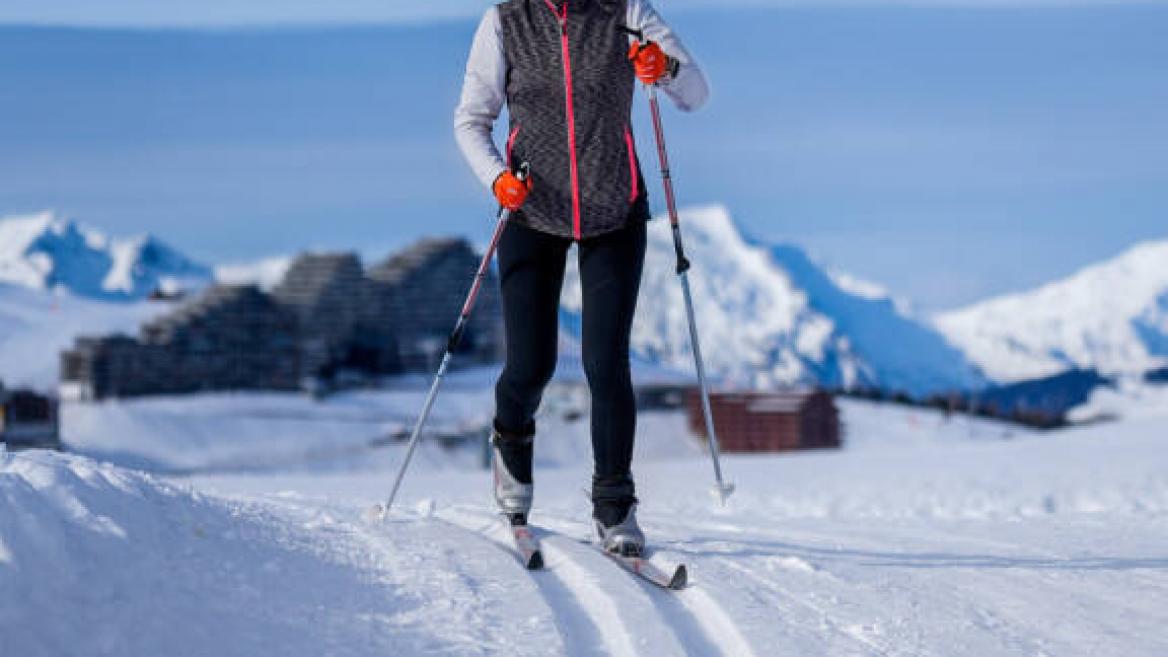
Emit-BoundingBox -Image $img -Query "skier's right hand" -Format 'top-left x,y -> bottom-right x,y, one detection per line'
493,170 -> 532,211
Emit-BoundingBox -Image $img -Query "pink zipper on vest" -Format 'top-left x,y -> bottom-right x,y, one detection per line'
624,126 -> 638,204
543,0 -> 582,240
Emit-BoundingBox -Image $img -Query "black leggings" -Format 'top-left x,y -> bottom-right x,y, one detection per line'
494,219 -> 646,504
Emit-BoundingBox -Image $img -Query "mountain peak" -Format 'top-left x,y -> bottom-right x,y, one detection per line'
561,206 -> 983,396
936,237 -> 1168,382
0,210 -> 212,301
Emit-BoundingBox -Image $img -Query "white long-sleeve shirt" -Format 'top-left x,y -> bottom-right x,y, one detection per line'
454,0 -> 710,190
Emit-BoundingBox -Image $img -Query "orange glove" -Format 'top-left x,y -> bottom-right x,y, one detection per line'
493,170 -> 532,211
627,41 -> 676,86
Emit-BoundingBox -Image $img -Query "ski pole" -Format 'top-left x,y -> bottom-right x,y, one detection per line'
379,163 -> 530,519
623,26 -> 734,504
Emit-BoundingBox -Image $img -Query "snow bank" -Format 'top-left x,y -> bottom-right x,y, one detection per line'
0,450 -> 534,657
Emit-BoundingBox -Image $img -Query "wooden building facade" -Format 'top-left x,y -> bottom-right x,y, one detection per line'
685,390 -> 841,453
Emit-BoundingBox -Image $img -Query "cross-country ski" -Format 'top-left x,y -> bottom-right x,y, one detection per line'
601,549 -> 688,591
509,521 -> 545,571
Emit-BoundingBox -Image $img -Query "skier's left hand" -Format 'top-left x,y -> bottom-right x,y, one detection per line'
628,41 -> 677,86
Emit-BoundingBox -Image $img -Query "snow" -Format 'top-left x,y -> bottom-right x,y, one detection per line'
563,206 -> 983,396
0,283 -> 170,389
936,239 -> 1168,383
215,255 -> 294,291
0,450 -> 529,657
0,210 -> 213,301
3,208 -> 1167,654
5,387 -> 1167,656
1068,377 -> 1168,424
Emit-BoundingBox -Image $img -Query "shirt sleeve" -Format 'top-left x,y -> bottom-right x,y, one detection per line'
453,7 -> 510,191
626,0 -> 710,112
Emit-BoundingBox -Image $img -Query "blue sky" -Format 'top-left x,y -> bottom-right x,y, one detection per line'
1,4 -> 1165,310
7,1 -> 1152,27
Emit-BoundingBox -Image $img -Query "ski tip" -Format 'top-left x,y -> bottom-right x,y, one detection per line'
526,551 -> 545,571
669,564 -> 688,590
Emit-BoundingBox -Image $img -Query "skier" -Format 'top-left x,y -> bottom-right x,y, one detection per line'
454,0 -> 708,556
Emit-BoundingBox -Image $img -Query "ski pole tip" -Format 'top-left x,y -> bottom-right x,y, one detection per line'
711,483 -> 736,506
364,503 -> 387,524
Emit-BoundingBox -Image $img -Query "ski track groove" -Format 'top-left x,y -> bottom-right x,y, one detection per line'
718,557 -> 892,656
679,517 -> 1030,654
671,584 -> 759,657
439,507 -> 647,657
537,513 -> 759,657
700,521 -> 1109,656
535,531 -> 661,657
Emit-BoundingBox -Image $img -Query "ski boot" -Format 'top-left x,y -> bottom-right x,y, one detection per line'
594,503 -> 645,557
593,474 -> 644,557
490,422 -> 534,526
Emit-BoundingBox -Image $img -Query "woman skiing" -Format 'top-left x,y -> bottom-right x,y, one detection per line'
454,0 -> 708,556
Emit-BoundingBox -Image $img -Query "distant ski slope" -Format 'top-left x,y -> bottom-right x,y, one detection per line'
937,239 -> 1168,382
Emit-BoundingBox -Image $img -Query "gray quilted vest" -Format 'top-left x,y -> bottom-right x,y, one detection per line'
499,0 -> 648,240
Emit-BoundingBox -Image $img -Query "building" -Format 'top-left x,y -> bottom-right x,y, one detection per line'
271,253 -> 395,377
60,238 -> 503,400
0,383 -> 60,450
61,285 -> 300,399
685,390 -> 841,452
368,238 -> 503,371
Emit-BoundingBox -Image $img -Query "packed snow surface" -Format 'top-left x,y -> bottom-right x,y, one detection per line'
4,381 -> 1166,656
936,239 -> 1168,382
563,206 -> 983,396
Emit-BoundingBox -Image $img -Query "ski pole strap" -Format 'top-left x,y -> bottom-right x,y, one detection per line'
617,25 -> 646,44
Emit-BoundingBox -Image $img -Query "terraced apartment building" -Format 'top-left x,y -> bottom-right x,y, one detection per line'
60,238 -> 503,400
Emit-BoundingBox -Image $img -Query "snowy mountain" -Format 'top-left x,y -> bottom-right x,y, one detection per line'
562,206 -> 984,396
0,211 -> 212,301
935,239 -> 1168,383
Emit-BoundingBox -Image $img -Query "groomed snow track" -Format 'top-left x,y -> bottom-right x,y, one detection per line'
438,506 -> 756,657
